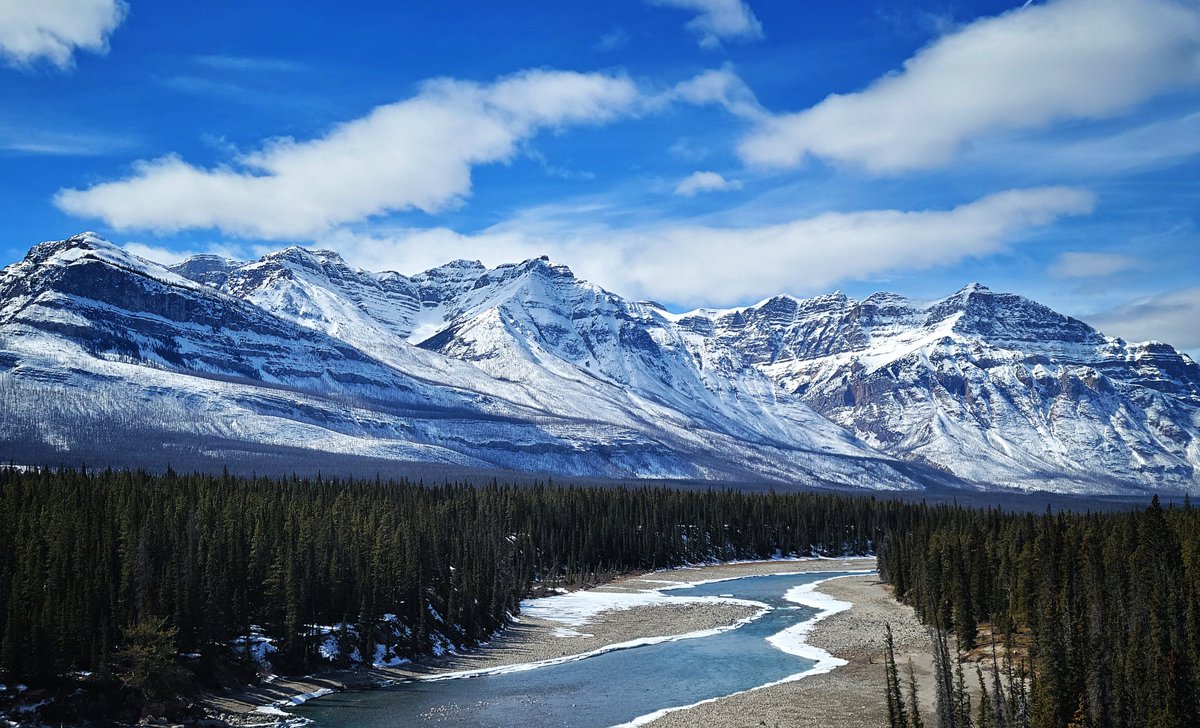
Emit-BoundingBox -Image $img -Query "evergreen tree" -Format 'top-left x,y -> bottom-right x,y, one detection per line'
885,623 -> 908,728
907,658 -> 926,728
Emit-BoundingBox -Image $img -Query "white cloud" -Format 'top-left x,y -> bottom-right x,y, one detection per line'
317,186 -> 1094,307
1048,251 -> 1142,278
55,69 -> 640,239
668,65 -> 764,119
674,171 -> 742,196
0,0 -> 126,69
739,0 -> 1200,173
648,0 -> 763,48
1088,288 -> 1200,350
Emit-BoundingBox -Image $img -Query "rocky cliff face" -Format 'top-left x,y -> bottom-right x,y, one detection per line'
1,233 -> 1195,493
678,285 -> 1199,492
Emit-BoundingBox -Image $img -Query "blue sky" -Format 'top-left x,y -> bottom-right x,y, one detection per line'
1,0 -> 1198,353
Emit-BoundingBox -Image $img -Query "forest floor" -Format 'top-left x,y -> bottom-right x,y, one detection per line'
201,557 -> 911,727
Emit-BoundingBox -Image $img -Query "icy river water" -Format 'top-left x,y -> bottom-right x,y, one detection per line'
292,570 -> 861,727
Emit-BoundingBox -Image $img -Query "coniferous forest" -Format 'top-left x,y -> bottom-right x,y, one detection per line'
2,466 -> 1198,728
0,466 -> 897,689
878,495 -> 1200,728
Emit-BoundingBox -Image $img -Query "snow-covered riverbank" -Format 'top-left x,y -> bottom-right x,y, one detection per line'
205,557 -> 878,726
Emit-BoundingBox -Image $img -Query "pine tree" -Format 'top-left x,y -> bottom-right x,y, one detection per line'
118,617 -> 186,718
907,657 -> 926,728
885,623 -> 909,728
977,666 -> 993,728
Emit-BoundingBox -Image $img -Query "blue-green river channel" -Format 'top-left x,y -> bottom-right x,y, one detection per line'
292,570 -> 861,727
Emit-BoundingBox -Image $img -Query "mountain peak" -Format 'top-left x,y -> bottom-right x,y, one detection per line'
66,231 -> 112,247
415,259 -> 487,280
261,246 -> 347,267
954,281 -> 991,297
519,255 -> 574,278
28,232 -> 148,271
170,254 -> 243,288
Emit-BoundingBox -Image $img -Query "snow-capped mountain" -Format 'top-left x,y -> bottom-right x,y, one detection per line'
1,233 -> 1196,494
674,286 -> 1200,493
0,234 -> 925,489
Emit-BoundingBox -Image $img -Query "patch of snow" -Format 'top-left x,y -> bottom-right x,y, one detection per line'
16,699 -> 49,714
232,628 -> 277,669
519,586 -> 762,628
318,633 -> 340,661
254,705 -> 291,716
278,687 -> 335,707
372,643 -> 411,668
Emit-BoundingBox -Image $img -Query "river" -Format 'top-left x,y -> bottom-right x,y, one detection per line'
292,570 -> 861,727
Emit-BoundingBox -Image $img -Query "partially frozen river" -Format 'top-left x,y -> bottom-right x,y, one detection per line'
292,570 -> 862,727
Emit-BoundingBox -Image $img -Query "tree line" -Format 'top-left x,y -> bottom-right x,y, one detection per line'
878,496 -> 1200,728
0,466 -> 911,689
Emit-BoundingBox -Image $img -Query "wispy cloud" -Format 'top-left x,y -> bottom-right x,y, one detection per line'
157,74 -> 251,98
56,69 -> 642,239
192,54 -> 304,72
315,186 -> 1094,306
648,0 -> 763,49
525,148 -> 596,181
0,126 -> 137,156
667,65 -> 765,119
1088,287 -> 1200,350
674,171 -> 741,196
0,0 -> 127,70
965,109 -> 1200,177
668,138 -> 709,162
1049,251 -> 1143,279
738,0 -> 1200,173
594,28 -> 631,52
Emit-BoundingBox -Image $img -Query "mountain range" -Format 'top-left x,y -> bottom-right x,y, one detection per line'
1,232 -> 1196,495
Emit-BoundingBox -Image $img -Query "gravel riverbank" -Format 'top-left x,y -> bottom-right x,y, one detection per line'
646,571 -> 934,728
204,557 -> 900,726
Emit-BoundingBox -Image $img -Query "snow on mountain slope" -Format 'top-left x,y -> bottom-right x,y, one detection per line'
677,284 -> 1200,492
0,234 -> 925,488
176,245 -> 921,488
3,233 -> 1195,493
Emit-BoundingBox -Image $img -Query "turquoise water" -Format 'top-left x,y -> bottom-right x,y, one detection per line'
292,570 -> 859,727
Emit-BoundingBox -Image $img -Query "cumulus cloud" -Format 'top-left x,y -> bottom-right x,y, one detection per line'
648,0 -> 763,48
0,0 -> 126,69
55,70 -> 640,239
1088,288 -> 1200,350
739,0 -> 1200,173
314,186 -> 1093,307
674,171 -> 741,196
1048,251 -> 1143,278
